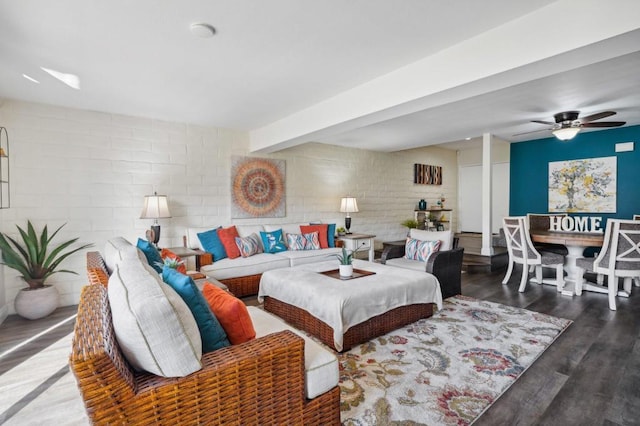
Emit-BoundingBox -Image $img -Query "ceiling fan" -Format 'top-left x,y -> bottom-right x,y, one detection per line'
515,110 -> 626,140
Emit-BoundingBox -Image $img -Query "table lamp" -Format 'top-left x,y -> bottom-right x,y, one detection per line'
340,196 -> 359,234
140,192 -> 171,246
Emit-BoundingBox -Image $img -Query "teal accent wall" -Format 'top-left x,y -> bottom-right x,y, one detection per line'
510,124 -> 640,220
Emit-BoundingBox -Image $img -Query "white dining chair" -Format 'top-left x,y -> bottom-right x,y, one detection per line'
502,217 -> 566,292
575,219 -> 640,310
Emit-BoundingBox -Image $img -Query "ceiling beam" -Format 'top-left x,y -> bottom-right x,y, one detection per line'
250,0 -> 640,153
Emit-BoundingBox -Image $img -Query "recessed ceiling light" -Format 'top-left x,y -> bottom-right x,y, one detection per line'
41,67 -> 80,90
22,74 -> 40,84
465,137 -> 471,140
190,23 -> 216,38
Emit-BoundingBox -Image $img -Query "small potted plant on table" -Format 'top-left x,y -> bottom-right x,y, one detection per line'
0,221 -> 92,320
334,245 -> 362,278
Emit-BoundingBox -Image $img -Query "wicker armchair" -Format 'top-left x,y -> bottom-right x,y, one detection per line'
69,284 -> 340,425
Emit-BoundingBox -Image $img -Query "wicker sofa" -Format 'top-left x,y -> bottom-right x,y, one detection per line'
70,284 -> 340,425
380,229 -> 464,299
185,223 -> 343,297
73,239 -> 341,425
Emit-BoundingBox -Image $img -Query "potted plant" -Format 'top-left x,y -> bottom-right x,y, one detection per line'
336,226 -> 346,236
334,245 -> 362,277
0,221 -> 93,320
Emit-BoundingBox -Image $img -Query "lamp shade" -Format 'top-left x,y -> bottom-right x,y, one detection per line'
340,197 -> 359,213
552,127 -> 581,141
140,193 -> 171,219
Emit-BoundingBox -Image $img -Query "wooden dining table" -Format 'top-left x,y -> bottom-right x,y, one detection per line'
530,230 -> 604,296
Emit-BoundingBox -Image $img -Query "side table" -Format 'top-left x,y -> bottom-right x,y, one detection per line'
337,233 -> 376,262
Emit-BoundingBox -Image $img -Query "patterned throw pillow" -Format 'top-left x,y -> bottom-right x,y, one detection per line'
235,233 -> 263,258
260,230 -> 287,253
303,232 -> 321,250
405,238 -> 442,262
300,224 -> 329,248
286,233 -> 307,250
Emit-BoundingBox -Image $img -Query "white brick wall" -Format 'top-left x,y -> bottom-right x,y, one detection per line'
0,100 -> 457,317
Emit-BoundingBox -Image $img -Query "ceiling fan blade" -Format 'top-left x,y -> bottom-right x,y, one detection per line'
513,127 -> 553,136
580,111 -> 616,123
581,121 -> 626,128
531,120 -> 555,125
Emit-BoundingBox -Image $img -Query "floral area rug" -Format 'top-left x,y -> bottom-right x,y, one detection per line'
338,295 -> 572,425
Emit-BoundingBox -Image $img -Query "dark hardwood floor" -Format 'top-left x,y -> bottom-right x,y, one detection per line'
1,268 -> 638,425
465,267 -> 640,426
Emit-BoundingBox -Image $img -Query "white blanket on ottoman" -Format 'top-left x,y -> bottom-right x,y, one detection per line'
258,259 -> 443,351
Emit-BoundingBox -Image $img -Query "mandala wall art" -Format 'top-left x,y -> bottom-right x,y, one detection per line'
548,156 -> 616,213
231,156 -> 286,218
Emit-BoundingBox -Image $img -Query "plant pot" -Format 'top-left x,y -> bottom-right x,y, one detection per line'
14,285 -> 59,320
339,264 -> 353,278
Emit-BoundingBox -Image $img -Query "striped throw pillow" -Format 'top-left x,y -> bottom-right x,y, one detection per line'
234,233 -> 263,258
405,238 -> 441,262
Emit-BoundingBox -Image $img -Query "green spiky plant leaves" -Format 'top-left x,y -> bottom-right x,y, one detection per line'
0,221 -> 93,290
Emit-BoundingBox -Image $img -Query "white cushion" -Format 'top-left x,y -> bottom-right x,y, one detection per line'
264,223 -> 309,236
108,255 -> 203,377
103,237 -> 134,273
248,306 -> 338,399
409,229 -> 453,251
236,225 -> 265,237
277,247 -> 343,267
386,256 -> 428,272
200,253 -> 290,280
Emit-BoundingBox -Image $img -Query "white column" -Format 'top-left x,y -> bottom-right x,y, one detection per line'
481,133 -> 494,256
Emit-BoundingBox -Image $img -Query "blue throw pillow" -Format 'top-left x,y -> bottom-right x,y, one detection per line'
327,223 -> 336,248
260,230 -> 287,253
162,266 -> 230,352
197,227 -> 227,261
136,238 -> 163,273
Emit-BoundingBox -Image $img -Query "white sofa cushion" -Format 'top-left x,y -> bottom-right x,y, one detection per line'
103,236 -> 139,274
236,225 -> 265,238
277,247 -> 343,267
385,256 -> 429,272
410,229 -> 453,251
200,253 -> 290,280
264,223 -> 309,237
108,252 -> 203,377
248,306 -> 338,399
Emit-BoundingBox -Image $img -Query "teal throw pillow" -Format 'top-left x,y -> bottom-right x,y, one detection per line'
162,266 -> 230,352
327,223 -> 336,248
136,238 -> 163,273
197,227 -> 227,261
260,230 -> 287,253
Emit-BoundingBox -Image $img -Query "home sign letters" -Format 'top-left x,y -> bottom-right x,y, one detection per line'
549,216 -> 603,233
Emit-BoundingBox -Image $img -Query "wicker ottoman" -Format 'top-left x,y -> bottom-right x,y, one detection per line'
259,260 -> 442,352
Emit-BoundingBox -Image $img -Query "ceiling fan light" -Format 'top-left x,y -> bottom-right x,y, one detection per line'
552,127 -> 581,141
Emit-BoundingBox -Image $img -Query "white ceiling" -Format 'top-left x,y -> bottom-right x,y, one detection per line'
1,0 -> 640,153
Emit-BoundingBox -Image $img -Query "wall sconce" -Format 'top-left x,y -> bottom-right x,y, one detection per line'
140,192 -> 171,246
339,196 -> 359,234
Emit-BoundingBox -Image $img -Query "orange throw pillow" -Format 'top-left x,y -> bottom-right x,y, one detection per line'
300,224 -> 329,248
160,248 -> 187,274
217,226 -> 241,259
202,283 -> 256,345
